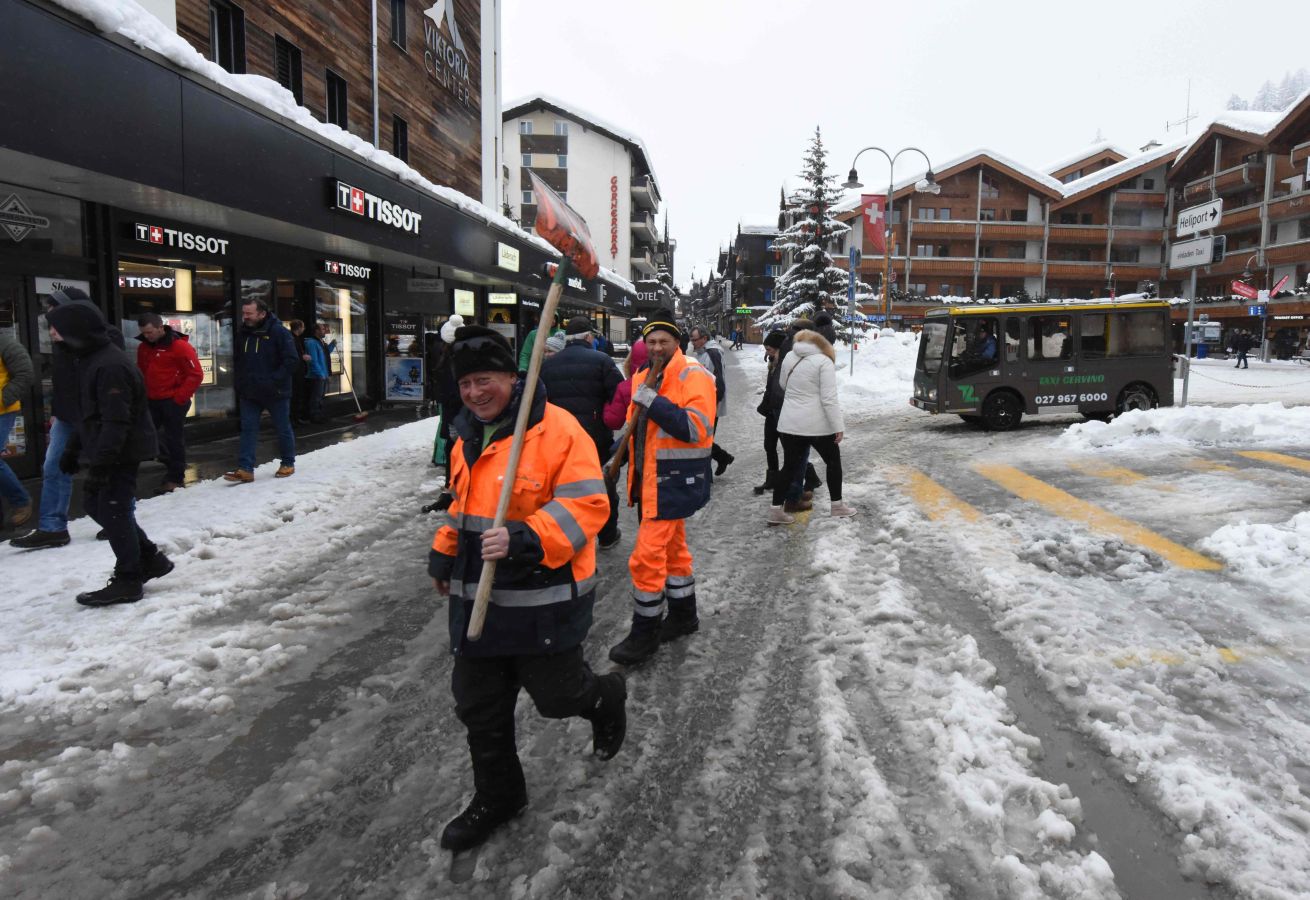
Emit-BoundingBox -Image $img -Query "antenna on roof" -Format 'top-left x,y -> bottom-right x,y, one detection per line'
1166,79 -> 1198,135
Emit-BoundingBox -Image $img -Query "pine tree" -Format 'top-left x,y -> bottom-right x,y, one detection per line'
1252,79 -> 1278,111
1225,94 -> 1249,111
758,127 -> 872,338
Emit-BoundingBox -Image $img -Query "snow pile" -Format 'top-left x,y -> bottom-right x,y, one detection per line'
1056,402 -> 1310,452
837,329 -> 921,415
1200,512 -> 1310,604
48,0 -> 634,295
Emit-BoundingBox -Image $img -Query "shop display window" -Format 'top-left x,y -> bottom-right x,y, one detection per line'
315,279 -> 369,399
118,258 -> 233,418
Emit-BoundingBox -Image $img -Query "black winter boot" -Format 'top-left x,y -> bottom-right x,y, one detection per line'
753,468 -> 779,496
141,551 -> 175,582
589,672 -> 628,760
76,575 -> 144,607
440,793 -> 528,852
10,529 -> 71,550
608,614 -> 663,666
659,596 -> 700,643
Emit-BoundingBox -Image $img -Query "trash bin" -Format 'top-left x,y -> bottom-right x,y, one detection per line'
1195,343 -> 1209,359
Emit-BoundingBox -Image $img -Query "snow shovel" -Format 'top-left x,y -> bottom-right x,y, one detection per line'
603,353 -> 666,482
466,171 -> 599,641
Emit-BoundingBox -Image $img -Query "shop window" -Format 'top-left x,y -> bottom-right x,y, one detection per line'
1027,315 -> 1073,361
274,36 -> 302,105
1081,311 -> 1165,358
315,278 -> 369,401
390,0 -> 406,48
393,115 -> 409,163
326,69 -> 348,128
119,258 -> 232,419
209,1 -> 246,74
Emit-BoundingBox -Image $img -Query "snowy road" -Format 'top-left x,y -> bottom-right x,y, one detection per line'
3,344 -> 1310,898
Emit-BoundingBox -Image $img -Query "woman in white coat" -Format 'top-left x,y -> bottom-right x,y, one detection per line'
768,329 -> 856,524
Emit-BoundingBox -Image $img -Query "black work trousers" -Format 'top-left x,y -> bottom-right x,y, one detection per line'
762,413 -> 780,472
774,433 -> 843,506
148,398 -> 188,483
452,647 -> 602,805
84,463 -> 157,577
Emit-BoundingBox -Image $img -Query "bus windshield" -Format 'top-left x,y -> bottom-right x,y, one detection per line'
918,321 -> 949,374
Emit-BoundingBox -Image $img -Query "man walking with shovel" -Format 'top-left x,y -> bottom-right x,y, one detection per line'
429,326 -> 626,852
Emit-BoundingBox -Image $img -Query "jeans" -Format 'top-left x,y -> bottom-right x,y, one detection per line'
38,417 -> 76,532
306,378 -> 327,422
1236,349 -> 1248,368
0,412 -> 32,511
238,395 -> 296,471
84,462 -> 156,577
149,398 -> 188,483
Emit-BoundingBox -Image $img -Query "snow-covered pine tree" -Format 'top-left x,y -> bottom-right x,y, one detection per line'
1252,79 -> 1279,111
1225,94 -> 1249,111
757,127 -> 872,340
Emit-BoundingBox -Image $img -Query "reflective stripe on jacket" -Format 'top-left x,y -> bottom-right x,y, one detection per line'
625,347 -> 717,520
431,395 -> 608,656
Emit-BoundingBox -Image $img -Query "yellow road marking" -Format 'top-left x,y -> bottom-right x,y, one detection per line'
974,464 -> 1222,571
889,465 -> 983,523
1238,450 -> 1310,475
1183,458 -> 1239,474
1069,461 -> 1176,492
1106,643 -> 1291,669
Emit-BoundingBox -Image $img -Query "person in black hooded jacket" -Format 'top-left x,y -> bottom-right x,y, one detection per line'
45,299 -> 173,606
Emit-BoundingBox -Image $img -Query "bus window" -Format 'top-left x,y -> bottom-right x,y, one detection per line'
951,316 -> 999,377
918,320 -> 949,375
1004,318 -> 1021,363
1028,315 -> 1072,361
1082,310 -> 1166,358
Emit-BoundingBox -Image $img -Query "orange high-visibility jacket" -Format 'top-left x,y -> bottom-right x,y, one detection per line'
431,390 -> 609,656
625,347 -> 717,520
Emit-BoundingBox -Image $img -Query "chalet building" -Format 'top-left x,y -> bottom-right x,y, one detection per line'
0,0 -> 635,480
720,225 -> 780,337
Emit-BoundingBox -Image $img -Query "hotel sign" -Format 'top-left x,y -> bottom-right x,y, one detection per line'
331,179 -> 423,235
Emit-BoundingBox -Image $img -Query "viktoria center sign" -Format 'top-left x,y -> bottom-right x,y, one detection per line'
330,179 -> 423,235
423,0 -> 472,108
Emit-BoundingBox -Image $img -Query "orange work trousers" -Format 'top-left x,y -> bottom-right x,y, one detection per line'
628,517 -> 694,615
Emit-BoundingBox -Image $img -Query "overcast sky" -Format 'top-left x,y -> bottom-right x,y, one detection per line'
501,0 -> 1297,290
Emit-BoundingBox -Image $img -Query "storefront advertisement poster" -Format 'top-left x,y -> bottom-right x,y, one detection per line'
383,311 -> 423,355
385,357 -> 424,402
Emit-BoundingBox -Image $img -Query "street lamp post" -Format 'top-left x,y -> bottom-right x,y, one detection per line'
843,147 -> 940,330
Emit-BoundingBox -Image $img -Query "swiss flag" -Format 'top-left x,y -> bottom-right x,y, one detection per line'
350,188 -> 365,215
861,195 -> 886,254
149,226 -> 164,244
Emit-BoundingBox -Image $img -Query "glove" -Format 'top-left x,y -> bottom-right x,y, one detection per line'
633,384 -> 658,408
84,465 -> 111,491
59,448 -> 81,475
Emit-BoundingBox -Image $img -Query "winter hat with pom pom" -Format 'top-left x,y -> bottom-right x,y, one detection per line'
440,314 -> 465,344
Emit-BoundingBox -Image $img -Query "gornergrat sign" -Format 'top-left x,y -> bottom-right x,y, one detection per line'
330,179 -> 423,235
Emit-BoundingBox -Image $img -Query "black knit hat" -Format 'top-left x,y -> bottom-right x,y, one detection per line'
641,309 -> 680,340
565,315 -> 594,336
451,325 -> 518,380
763,330 -> 786,349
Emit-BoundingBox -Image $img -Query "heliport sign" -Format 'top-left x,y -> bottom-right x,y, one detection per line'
330,179 -> 423,235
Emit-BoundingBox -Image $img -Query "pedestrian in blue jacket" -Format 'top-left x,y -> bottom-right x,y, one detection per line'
224,299 -> 298,482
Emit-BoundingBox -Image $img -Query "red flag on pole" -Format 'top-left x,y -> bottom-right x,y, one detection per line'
861,195 -> 887,254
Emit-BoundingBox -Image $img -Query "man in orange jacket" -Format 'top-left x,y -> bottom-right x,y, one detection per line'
609,311 -> 717,666
429,325 -> 627,853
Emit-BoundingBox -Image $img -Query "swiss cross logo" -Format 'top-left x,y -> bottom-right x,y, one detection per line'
149,226 -> 164,244
327,261 -> 340,274
351,188 -> 365,214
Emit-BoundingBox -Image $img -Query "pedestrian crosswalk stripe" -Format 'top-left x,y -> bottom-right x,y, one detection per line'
1182,458 -> 1240,474
891,465 -> 982,523
1236,450 -> 1310,474
974,464 -> 1223,571
1068,461 -> 1176,491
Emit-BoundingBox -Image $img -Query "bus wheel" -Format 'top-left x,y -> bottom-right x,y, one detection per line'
1116,384 -> 1157,415
982,391 -> 1023,431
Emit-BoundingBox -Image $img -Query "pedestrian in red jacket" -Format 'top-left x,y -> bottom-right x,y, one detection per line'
135,313 -> 204,492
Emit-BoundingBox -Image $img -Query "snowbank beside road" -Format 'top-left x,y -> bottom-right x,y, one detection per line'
1055,402 -> 1310,452
1201,511 -> 1310,605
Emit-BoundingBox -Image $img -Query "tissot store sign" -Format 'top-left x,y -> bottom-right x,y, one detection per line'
330,179 -> 423,235
322,259 -> 373,279
133,222 -> 230,255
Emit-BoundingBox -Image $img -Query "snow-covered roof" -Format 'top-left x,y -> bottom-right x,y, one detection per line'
47,0 -> 634,296
503,94 -> 662,200
892,148 -> 1066,197
1173,108 -> 1285,171
1057,138 -> 1187,200
740,224 -> 779,235
1042,140 -> 1127,176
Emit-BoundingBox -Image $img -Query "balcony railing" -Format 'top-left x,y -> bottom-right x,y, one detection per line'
630,210 -> 657,241
631,245 -> 657,275
1110,226 -> 1166,245
978,260 -> 1043,278
631,175 -> 658,210
1267,191 -> 1310,223
1045,260 -> 1111,278
1292,140 -> 1310,167
1266,238 -> 1310,266
1112,190 -> 1167,208
907,220 -> 976,237
1048,224 -> 1108,243
980,221 -> 1046,241
1183,160 -> 1266,200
